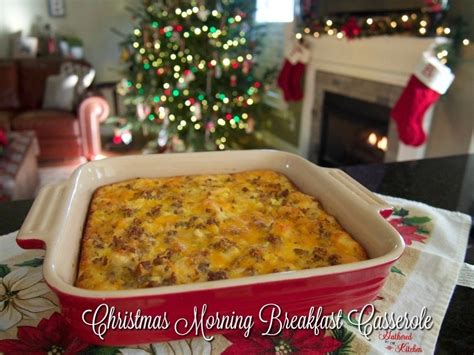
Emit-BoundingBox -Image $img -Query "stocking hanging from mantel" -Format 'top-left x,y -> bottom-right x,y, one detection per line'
391,51 -> 455,147
277,41 -> 310,102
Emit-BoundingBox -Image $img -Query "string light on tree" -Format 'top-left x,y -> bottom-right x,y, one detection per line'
117,0 -> 263,151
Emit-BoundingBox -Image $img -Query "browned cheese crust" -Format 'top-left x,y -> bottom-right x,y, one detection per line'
75,170 -> 367,290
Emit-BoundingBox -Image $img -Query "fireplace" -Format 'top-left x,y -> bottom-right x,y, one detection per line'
307,70 -> 406,164
298,36 -> 444,163
319,92 -> 390,167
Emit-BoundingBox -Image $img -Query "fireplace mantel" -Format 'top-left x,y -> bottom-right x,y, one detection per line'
299,35 -> 448,162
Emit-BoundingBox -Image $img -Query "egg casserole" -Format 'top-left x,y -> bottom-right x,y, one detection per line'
75,170 -> 368,290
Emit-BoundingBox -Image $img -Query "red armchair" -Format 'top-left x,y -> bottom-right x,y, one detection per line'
0,58 -> 109,161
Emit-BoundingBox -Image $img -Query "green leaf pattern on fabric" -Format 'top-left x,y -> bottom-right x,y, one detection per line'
0,264 -> 10,277
402,216 -> 431,226
393,208 -> 409,217
390,266 -> 405,276
330,327 -> 355,355
14,258 -> 44,267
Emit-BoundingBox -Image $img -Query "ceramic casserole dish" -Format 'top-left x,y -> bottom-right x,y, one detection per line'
17,150 -> 404,345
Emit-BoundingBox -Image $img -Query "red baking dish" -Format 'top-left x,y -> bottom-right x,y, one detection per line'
16,150 -> 404,345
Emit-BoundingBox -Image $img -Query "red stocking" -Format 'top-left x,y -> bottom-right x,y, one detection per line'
290,62 -> 306,101
391,52 -> 454,147
277,59 -> 294,102
391,75 -> 440,146
278,43 -> 310,102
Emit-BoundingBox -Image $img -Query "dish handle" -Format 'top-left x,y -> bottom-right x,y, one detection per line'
325,168 -> 393,217
17,182 -> 67,250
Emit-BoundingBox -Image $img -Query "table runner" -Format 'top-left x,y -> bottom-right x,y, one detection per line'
0,195 -> 471,354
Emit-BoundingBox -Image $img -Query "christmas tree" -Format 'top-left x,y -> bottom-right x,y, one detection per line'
117,0 -> 263,151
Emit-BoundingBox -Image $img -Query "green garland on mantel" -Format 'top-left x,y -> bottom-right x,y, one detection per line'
297,10 -> 469,69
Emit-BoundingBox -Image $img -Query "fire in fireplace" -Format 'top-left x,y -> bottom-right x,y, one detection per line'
367,132 -> 388,152
318,92 -> 390,167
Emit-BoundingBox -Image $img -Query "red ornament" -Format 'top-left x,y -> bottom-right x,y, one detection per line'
342,17 -> 361,39
156,68 -> 165,75
159,28 -> 165,35
189,97 -> 196,104
0,129 -> 8,147
164,89 -> 171,96
175,25 -> 183,32
425,0 -> 443,12
254,81 -> 261,88
225,113 -> 232,120
113,136 -> 122,144
231,62 -> 239,69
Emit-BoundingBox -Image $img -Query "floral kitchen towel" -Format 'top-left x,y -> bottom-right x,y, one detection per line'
346,195 -> 471,355
0,195 -> 471,354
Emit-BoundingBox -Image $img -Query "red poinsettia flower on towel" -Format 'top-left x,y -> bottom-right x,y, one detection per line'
223,328 -> 342,354
381,208 -> 431,246
0,312 -> 89,354
388,219 -> 428,245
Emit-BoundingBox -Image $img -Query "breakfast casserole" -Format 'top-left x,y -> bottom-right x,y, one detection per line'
75,170 -> 368,290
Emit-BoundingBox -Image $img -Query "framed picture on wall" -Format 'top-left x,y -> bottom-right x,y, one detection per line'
10,31 -> 39,58
47,0 -> 66,17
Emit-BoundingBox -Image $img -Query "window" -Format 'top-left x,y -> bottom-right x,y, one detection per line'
256,0 -> 294,23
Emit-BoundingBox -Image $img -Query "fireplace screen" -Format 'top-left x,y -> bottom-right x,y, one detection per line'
319,92 -> 390,167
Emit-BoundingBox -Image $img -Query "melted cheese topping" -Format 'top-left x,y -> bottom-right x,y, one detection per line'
76,170 -> 367,290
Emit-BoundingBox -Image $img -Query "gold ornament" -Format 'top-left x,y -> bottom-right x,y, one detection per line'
120,48 -> 130,62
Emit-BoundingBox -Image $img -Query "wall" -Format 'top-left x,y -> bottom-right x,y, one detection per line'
254,22 -> 303,150
425,0 -> 474,157
449,0 -> 474,39
426,45 -> 474,157
0,0 -> 139,82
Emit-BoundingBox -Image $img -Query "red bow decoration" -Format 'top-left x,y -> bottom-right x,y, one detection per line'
342,17 -> 362,39
425,0 -> 443,12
